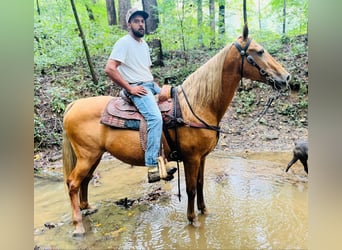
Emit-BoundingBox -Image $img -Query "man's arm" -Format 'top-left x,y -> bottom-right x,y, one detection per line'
105,59 -> 147,96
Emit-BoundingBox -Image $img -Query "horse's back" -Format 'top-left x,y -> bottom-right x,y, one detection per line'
64,96 -> 112,118
63,96 -> 113,138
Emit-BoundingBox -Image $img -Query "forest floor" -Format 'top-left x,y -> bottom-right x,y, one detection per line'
34,35 -> 308,171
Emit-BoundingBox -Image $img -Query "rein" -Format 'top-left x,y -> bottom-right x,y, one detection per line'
180,85 -> 221,135
231,39 -> 286,134
230,90 -> 282,135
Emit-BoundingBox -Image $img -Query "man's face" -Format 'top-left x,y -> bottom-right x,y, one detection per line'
128,15 -> 145,38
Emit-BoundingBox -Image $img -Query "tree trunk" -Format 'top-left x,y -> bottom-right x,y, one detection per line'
106,0 -> 117,25
36,0 -> 40,15
258,0 -> 261,30
142,0 -> 158,34
218,0 -> 225,35
209,0 -> 215,45
118,0 -> 131,30
197,0 -> 203,46
283,0 -> 286,34
70,0 -> 98,84
142,0 -> 164,66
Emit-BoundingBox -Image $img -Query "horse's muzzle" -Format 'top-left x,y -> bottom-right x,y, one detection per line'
271,74 -> 291,90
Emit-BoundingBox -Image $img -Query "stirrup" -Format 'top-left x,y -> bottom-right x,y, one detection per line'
158,156 -> 176,181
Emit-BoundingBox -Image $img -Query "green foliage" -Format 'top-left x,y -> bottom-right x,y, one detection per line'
235,90 -> 256,114
34,114 -> 46,144
34,0 -> 124,70
274,94 -> 308,126
48,87 -> 74,114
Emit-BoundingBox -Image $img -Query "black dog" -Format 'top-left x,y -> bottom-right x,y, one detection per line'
286,140 -> 308,174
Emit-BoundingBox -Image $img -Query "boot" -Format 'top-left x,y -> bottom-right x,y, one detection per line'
147,166 -> 160,183
147,162 -> 177,183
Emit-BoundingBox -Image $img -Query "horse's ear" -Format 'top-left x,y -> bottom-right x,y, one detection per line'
243,23 -> 249,40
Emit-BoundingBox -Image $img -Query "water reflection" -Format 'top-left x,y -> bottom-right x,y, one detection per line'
34,151 -> 307,249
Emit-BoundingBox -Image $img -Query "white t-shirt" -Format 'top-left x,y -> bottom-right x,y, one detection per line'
109,34 -> 154,83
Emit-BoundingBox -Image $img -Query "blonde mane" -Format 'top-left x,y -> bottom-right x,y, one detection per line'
182,44 -> 232,108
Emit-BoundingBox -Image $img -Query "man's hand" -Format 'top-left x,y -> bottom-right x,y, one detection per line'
128,85 -> 147,97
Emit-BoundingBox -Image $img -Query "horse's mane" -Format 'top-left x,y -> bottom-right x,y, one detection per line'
182,44 -> 232,108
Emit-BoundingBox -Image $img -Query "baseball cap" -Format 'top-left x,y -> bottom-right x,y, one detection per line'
126,8 -> 149,23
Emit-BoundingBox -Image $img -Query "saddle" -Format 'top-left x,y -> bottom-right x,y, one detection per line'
100,86 -> 183,152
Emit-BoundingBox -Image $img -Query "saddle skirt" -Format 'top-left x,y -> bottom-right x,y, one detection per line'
100,93 -> 182,151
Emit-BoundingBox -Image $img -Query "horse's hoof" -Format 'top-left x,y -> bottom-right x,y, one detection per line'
72,230 -> 85,238
201,208 -> 209,215
72,229 -> 85,238
190,219 -> 201,228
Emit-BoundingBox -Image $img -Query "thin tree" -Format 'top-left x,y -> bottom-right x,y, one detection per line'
70,0 -> 98,84
179,0 -> 186,52
197,0 -> 203,46
36,0 -> 40,15
218,0 -> 225,35
106,0 -> 117,25
282,0 -> 286,34
258,0 -> 261,30
209,0 -> 215,45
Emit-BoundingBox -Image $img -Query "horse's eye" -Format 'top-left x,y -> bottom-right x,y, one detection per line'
257,49 -> 264,56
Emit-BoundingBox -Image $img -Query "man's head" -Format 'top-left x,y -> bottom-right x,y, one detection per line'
126,8 -> 149,38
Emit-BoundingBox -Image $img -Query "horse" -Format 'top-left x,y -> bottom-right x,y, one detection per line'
62,24 -> 291,236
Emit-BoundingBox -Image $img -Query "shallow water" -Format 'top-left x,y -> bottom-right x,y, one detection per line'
34,151 -> 308,249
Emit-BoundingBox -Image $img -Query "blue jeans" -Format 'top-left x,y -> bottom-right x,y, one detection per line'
127,82 -> 162,166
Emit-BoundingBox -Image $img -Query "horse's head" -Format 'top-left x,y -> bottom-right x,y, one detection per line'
233,24 -> 291,90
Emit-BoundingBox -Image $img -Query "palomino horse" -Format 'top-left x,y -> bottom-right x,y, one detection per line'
63,25 -> 291,236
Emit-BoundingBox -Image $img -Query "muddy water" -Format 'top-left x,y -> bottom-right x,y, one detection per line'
34,151 -> 308,249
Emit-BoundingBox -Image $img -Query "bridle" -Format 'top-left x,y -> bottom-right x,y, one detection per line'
233,39 -> 277,88
232,38 -> 288,134
177,39 -> 284,137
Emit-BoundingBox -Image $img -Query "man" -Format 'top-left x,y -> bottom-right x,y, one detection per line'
105,8 -> 176,183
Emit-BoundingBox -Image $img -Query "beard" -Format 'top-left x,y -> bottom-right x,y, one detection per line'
132,27 -> 145,38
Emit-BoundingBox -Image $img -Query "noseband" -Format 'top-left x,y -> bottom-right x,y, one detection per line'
233,39 -> 276,86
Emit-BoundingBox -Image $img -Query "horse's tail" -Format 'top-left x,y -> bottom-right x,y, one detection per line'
62,102 -> 77,183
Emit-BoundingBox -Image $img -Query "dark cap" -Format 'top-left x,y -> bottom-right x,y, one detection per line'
126,8 -> 149,23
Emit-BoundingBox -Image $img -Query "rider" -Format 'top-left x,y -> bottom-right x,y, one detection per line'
105,8 -> 176,183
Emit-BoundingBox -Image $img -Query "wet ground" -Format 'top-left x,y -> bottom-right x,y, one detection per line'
34,150 -> 308,249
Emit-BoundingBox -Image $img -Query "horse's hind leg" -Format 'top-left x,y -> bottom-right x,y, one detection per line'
67,157 -> 100,237
197,157 -> 208,214
79,157 -> 102,213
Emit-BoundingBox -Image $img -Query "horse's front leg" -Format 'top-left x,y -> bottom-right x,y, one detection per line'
183,159 -> 200,225
197,157 -> 208,214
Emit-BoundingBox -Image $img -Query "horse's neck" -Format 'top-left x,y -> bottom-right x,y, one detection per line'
211,53 -> 242,122
216,73 -> 241,121
179,45 -> 241,125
